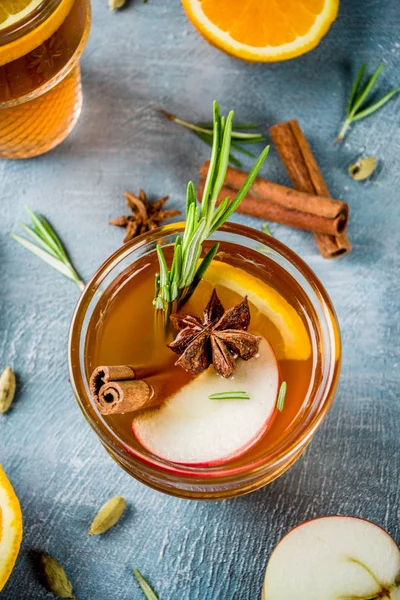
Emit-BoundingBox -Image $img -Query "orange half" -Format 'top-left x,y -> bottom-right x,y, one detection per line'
181,0 -> 339,62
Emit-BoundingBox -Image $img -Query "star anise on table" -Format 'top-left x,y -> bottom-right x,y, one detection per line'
168,289 -> 261,378
110,189 -> 181,243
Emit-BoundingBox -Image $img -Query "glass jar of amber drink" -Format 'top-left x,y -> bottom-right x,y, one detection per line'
69,222 -> 341,500
0,0 -> 91,159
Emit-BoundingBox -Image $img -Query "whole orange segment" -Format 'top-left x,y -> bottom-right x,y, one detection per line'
181,0 -> 339,62
0,466 -> 23,592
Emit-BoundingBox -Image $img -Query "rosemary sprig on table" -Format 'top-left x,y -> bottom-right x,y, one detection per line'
160,109 -> 265,168
154,101 -> 270,313
209,391 -> 250,400
335,63 -> 398,144
11,206 -> 84,291
134,569 -> 159,600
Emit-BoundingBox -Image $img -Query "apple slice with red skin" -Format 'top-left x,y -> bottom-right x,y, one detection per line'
132,337 -> 280,466
262,516 -> 400,600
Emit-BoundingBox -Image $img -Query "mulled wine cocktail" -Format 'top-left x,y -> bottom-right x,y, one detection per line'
69,103 -> 340,498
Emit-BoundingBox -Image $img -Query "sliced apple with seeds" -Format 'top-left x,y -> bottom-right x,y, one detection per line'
262,516 -> 400,600
132,337 -> 279,466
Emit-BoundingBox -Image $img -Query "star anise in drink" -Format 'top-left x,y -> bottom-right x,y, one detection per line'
168,289 -> 261,378
110,189 -> 181,243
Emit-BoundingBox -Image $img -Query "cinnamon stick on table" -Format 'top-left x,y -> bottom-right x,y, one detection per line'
89,365 -> 160,416
198,162 -> 349,237
269,120 -> 352,258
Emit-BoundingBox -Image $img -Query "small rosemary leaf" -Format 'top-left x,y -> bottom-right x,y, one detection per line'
39,554 -> 75,599
134,569 -> 159,600
154,273 -> 160,297
182,245 -> 202,289
195,131 -> 214,147
186,181 -> 197,214
170,281 -> 179,301
172,244 -> 182,285
229,131 -> 264,141
24,205 -> 61,257
200,101 -> 221,219
37,214 -> 69,261
161,284 -> 171,303
211,197 -> 231,230
89,496 -> 126,535
11,234 -> 75,280
181,218 -> 207,284
262,223 -> 272,236
347,63 -> 366,114
352,87 -> 399,121
156,245 -> 169,287
19,223 -> 59,258
230,142 -> 255,158
212,145 -> 270,229
179,243 -> 220,307
230,136 -> 266,144
348,156 -> 378,180
228,153 -> 243,168
0,366 -> 16,414
182,202 -> 196,253
351,62 -> 384,116
170,236 -> 182,282
209,391 -> 250,400
210,111 -> 234,205
231,123 -> 260,130
194,243 -> 220,282
276,381 -> 287,412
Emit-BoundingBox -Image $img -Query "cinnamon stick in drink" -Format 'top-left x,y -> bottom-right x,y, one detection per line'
269,120 -> 352,258
198,162 -> 349,237
89,365 -> 160,416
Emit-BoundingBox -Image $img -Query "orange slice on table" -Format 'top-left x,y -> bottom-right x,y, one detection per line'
181,0 -> 339,62
0,466 -> 23,592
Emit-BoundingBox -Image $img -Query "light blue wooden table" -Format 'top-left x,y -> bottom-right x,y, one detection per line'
1,1 -> 400,598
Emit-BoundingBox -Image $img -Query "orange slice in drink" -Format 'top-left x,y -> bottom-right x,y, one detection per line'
197,261 -> 312,360
0,466 -> 23,592
0,0 -> 43,30
0,0 -> 75,67
181,0 -> 339,62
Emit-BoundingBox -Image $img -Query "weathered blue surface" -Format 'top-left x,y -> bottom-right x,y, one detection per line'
1,1 -> 400,598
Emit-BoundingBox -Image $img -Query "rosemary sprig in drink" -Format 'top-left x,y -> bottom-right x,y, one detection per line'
11,205 -> 84,291
209,391 -> 250,400
154,101 -> 270,314
160,108 -> 265,168
335,63 -> 398,144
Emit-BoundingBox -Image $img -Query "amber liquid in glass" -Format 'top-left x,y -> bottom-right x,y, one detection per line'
0,0 -> 90,158
86,242 -> 318,469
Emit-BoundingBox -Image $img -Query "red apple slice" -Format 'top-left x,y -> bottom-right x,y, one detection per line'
263,516 -> 400,600
132,337 -> 279,466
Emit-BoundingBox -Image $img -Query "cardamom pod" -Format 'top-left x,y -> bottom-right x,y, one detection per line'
109,0 -> 126,10
89,496 -> 126,535
348,156 -> 378,180
40,554 -> 75,599
0,366 -> 16,414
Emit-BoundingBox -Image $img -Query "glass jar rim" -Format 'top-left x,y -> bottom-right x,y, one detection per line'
68,222 -> 341,485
